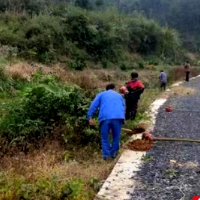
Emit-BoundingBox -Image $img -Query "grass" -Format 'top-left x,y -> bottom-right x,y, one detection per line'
0,141 -> 116,199
167,66 -> 200,83
1,61 -> 199,199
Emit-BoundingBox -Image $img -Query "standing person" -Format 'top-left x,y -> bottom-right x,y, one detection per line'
184,61 -> 191,82
159,70 -> 167,91
125,72 -> 145,120
87,84 -> 125,160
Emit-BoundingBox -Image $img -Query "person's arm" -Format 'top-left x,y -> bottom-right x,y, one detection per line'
87,93 -> 101,121
137,80 -> 145,89
134,81 -> 145,97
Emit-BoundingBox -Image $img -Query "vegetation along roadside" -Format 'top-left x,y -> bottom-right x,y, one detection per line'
0,0 -> 200,199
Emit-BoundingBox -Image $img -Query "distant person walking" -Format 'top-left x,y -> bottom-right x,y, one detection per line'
184,61 -> 191,82
159,70 -> 167,91
87,84 -> 125,160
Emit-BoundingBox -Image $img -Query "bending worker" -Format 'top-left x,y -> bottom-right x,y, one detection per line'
125,72 -> 145,120
87,84 -> 125,160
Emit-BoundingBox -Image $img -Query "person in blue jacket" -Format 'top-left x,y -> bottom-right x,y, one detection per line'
87,83 -> 125,160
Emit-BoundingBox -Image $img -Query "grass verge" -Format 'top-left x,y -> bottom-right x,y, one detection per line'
1,61 -> 199,200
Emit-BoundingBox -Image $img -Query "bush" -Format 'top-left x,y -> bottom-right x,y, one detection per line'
0,6 -> 183,65
137,61 -> 145,69
120,63 -> 129,71
68,58 -> 86,70
0,173 -> 92,200
0,74 -> 100,146
64,12 -> 122,63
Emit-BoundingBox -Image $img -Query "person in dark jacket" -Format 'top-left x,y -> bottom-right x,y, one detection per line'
87,84 -> 125,160
184,61 -> 191,82
159,70 -> 167,91
125,72 -> 145,120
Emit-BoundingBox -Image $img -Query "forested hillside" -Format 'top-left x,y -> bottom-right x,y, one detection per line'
0,0 -> 187,67
109,0 -> 200,51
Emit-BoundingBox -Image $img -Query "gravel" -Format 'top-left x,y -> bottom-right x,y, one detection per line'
131,78 -> 200,200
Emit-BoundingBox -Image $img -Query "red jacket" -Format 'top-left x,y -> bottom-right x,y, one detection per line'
125,79 -> 145,101
126,79 -> 145,91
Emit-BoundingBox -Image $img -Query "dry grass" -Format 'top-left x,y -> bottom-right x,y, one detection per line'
0,142 -> 116,200
0,142 -> 115,184
168,66 -> 200,83
168,86 -> 196,96
5,62 -> 37,81
4,61 -> 160,93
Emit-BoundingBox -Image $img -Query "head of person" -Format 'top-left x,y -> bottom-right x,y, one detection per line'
106,83 -> 115,91
131,72 -> 138,80
160,70 -> 163,72
186,61 -> 189,63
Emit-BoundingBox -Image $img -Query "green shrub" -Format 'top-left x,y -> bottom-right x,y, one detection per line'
120,63 -> 129,71
0,7 -> 183,65
137,61 -> 145,69
68,58 -> 86,70
0,74 -> 100,146
101,59 -> 108,68
145,55 -> 163,65
0,173 -> 92,200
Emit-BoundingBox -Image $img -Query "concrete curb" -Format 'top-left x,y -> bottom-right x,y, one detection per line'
94,76 -> 200,200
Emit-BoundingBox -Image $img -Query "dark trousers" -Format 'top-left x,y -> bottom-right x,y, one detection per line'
125,99 -> 138,120
185,71 -> 190,82
160,82 -> 166,91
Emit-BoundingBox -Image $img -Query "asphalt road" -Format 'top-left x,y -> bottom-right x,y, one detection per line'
131,78 -> 200,200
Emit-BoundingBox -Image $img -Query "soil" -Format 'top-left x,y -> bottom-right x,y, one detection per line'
127,139 -> 153,151
130,127 -> 146,135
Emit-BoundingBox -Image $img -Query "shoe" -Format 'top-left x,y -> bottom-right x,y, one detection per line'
111,152 -> 118,159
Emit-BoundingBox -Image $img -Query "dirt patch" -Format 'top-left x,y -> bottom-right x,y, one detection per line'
127,139 -> 153,151
131,127 -> 146,135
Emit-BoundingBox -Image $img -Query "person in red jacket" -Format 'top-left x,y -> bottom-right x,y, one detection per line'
125,72 -> 145,120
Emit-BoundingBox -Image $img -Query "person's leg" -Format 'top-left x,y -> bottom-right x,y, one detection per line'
160,82 -> 163,91
100,120 -> 111,159
130,101 -> 138,120
110,119 -> 123,158
188,72 -> 190,81
163,83 -> 166,91
186,72 -> 189,82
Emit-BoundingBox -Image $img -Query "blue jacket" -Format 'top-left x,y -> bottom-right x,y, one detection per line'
87,90 -> 125,124
159,72 -> 167,83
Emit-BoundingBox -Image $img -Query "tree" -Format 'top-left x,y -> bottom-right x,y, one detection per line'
75,0 -> 91,9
